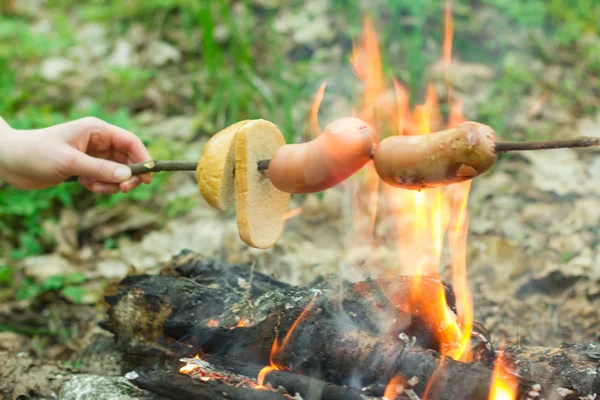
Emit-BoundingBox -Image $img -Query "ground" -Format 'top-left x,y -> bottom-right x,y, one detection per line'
0,0 -> 599,398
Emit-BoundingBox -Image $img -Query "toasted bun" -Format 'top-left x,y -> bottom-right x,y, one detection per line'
235,120 -> 290,249
196,120 -> 249,210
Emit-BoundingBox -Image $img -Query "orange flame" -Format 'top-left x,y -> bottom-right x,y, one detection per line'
348,10 -> 474,362
350,17 -> 384,128
349,16 -> 386,238
207,319 -> 219,328
443,1 -> 454,67
282,207 -> 303,221
179,354 -> 201,374
383,374 -> 407,399
488,350 -> 518,400
308,81 -> 327,139
257,295 -> 319,387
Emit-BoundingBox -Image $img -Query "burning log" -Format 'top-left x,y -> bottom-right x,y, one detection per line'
126,356 -> 382,400
185,309 -> 495,399
126,365 -> 286,400
103,251 -> 460,360
102,251 -> 599,400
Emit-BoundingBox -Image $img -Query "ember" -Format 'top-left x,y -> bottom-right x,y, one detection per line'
207,319 -> 219,328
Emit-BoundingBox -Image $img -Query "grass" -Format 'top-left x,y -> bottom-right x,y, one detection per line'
0,0 -> 599,264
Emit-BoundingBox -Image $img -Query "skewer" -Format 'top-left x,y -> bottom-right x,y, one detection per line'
63,136 -> 600,182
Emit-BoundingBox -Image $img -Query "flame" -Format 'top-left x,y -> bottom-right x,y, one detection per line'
282,207 -> 303,221
236,317 -> 248,327
179,363 -> 198,374
308,81 -> 327,139
383,374 -> 407,399
179,354 -> 201,374
349,17 -> 385,238
443,0 -> 454,67
527,89 -> 550,117
207,319 -> 219,328
257,295 -> 319,387
346,9 -> 474,362
488,350 -> 518,400
350,17 -> 384,128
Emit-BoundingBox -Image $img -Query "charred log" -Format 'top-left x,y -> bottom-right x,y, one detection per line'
505,343 -> 600,398
187,309 -> 497,400
102,251 -> 599,400
104,251 -> 459,356
126,364 -> 286,400
161,250 -> 290,296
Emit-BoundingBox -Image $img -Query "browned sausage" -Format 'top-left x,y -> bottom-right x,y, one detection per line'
373,122 -> 497,190
268,117 -> 377,194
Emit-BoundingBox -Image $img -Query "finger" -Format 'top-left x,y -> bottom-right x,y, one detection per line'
123,153 -> 152,185
140,173 -> 152,184
0,116 -> 12,130
87,149 -> 130,165
89,147 -> 152,185
78,177 -> 120,194
70,150 -> 132,183
75,117 -> 152,164
119,176 -> 142,193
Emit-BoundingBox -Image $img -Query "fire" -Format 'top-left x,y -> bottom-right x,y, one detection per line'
308,81 -> 327,139
349,17 -> 385,238
207,319 -> 219,327
443,1 -> 454,67
179,354 -> 201,374
383,374 -> 407,399
345,2 -> 473,362
256,295 -> 319,387
229,317 -> 250,329
488,350 -> 518,400
281,207 -> 303,221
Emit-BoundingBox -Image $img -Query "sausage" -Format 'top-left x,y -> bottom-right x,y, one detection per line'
373,122 -> 497,190
267,117 -> 377,194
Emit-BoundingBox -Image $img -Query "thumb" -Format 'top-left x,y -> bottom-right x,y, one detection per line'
69,151 -> 132,183
0,116 -> 12,130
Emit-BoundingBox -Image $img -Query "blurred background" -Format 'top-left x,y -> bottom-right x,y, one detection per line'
0,0 -> 599,380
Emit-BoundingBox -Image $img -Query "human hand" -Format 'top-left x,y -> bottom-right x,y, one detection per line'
0,116 -> 152,193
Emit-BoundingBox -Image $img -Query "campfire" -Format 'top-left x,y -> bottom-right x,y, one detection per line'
98,5 -> 600,400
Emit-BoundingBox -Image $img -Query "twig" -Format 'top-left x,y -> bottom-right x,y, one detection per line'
63,137 -> 599,182
494,136 -> 600,152
64,159 -> 269,182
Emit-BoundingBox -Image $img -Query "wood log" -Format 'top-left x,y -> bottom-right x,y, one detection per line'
127,360 -> 384,400
182,354 -> 380,400
187,309 -> 497,400
104,251 -> 459,355
103,251 -> 599,399
126,364 -> 286,400
505,344 -> 600,398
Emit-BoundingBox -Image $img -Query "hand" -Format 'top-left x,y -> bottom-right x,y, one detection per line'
0,116 -> 152,193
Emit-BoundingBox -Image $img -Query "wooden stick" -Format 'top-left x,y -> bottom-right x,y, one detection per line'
64,159 -> 270,182
63,137 -> 600,182
494,136 -> 600,152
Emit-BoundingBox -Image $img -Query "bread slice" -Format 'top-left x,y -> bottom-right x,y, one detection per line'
235,120 -> 290,249
196,120 -> 249,210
